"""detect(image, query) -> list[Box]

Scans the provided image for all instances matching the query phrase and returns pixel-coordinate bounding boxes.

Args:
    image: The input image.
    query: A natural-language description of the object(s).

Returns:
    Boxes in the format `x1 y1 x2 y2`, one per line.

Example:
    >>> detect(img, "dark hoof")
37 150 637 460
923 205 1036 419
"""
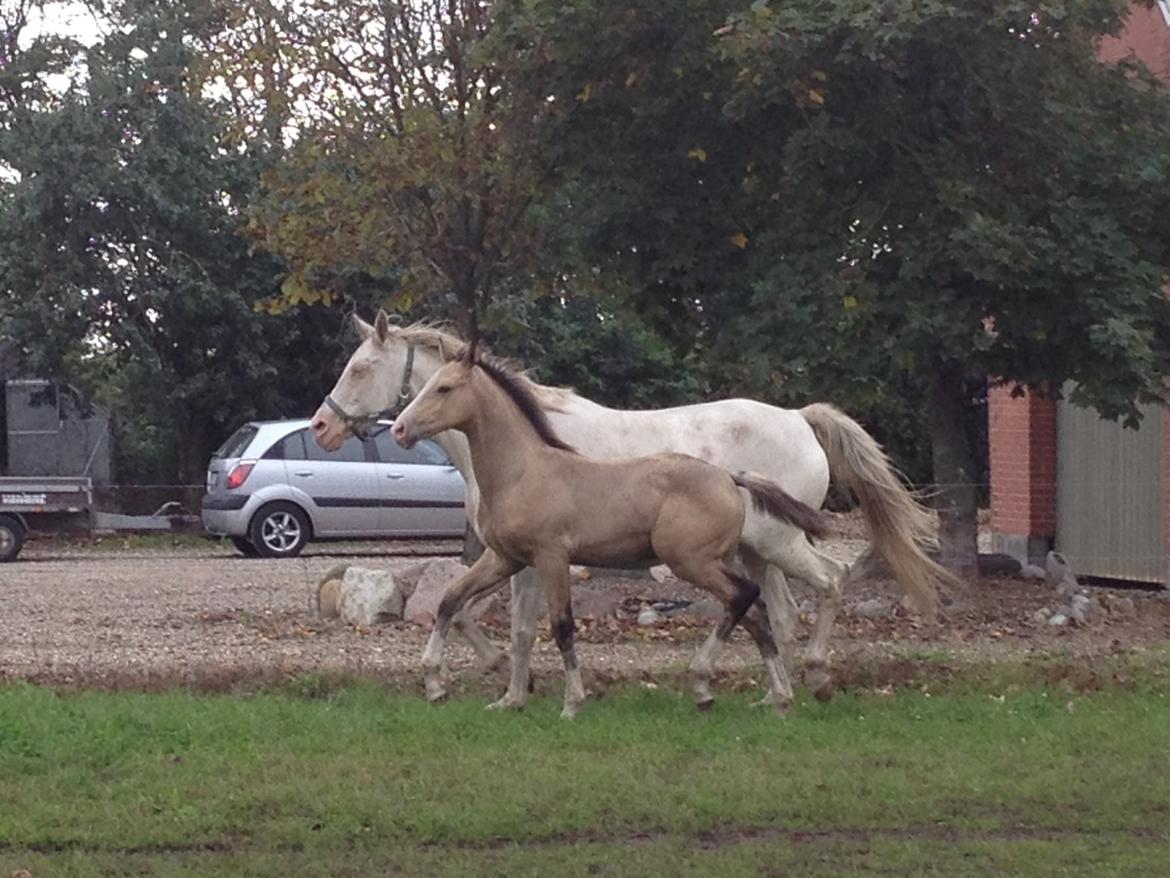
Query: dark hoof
695 697 716 712
813 683 835 703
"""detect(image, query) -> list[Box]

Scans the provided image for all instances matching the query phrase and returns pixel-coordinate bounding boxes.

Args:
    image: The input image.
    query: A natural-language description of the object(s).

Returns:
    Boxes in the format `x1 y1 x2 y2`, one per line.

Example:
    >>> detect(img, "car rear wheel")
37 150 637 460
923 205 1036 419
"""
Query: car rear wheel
230 536 261 557
0 515 25 563
249 502 310 558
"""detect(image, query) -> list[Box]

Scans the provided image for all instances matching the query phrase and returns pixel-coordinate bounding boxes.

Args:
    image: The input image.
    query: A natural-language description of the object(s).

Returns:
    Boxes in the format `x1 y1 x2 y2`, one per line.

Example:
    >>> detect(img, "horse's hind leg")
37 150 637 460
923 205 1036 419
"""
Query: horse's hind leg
767 538 850 701
487 567 543 712
422 549 522 703
534 554 586 719
743 549 800 707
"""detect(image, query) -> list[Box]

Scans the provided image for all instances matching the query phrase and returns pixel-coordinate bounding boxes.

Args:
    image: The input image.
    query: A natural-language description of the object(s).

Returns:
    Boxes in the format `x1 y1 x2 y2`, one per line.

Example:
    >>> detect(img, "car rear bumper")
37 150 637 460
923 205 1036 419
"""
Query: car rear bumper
201 494 251 536
202 493 250 511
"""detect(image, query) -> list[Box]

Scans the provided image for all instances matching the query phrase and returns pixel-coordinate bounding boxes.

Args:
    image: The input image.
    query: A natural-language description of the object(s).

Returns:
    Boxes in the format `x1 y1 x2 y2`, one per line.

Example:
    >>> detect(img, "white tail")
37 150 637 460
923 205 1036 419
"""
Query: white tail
800 403 956 619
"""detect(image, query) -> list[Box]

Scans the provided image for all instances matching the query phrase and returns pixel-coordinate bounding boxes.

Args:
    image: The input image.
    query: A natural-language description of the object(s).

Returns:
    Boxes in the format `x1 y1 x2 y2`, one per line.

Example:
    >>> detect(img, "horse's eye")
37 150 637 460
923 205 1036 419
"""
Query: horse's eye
436 385 452 395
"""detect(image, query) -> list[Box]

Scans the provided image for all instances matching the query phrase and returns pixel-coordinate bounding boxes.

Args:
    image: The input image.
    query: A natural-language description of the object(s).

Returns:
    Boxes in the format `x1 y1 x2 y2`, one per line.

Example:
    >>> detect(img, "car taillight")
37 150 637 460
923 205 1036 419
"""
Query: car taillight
225 461 255 490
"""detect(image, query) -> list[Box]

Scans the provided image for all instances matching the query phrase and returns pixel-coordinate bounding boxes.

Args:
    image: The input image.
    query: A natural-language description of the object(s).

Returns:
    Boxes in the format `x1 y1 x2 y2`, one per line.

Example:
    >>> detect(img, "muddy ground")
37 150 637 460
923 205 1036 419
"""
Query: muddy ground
2 515 1168 695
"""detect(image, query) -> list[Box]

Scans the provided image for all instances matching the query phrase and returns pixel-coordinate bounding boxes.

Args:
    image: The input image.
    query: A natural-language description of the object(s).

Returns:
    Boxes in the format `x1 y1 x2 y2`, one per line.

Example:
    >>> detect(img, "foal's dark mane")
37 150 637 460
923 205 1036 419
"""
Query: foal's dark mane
466 349 576 453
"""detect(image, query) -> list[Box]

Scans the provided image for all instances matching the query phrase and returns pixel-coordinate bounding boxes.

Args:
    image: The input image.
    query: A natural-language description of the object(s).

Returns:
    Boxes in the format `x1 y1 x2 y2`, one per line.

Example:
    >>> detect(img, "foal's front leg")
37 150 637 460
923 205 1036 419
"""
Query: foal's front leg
421 549 522 703
535 554 586 719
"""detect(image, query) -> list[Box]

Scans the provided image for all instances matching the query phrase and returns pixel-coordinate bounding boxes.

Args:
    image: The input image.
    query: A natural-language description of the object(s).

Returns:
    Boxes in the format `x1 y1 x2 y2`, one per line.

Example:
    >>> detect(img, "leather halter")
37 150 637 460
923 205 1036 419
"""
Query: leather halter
323 345 415 439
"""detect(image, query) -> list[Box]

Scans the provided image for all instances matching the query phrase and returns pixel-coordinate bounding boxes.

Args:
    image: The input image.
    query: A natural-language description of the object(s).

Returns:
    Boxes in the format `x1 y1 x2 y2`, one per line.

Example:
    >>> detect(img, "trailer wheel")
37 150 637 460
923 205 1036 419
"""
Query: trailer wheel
0 515 25 562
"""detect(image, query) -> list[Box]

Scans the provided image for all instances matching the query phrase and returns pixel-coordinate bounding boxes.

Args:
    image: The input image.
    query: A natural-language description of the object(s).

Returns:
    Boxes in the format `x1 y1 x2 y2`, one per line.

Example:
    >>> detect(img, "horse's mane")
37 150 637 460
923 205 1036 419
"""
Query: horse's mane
389 322 577 410
467 351 576 453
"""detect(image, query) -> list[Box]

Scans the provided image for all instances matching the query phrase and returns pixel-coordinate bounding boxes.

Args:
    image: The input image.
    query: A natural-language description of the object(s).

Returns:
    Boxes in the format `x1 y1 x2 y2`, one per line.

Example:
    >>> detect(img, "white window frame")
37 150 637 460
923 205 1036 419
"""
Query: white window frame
1158 0 1170 28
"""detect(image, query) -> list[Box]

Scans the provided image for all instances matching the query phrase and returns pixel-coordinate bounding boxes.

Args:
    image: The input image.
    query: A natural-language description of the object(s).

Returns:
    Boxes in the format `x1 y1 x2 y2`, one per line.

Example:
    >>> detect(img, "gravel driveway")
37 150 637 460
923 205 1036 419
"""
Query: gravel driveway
0 540 768 691
3 534 1167 694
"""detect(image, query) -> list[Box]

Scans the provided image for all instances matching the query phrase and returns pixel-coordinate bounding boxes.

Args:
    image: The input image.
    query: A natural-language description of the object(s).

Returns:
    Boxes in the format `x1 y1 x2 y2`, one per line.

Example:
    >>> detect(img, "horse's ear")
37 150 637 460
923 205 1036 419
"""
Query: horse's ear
374 309 391 343
353 314 374 341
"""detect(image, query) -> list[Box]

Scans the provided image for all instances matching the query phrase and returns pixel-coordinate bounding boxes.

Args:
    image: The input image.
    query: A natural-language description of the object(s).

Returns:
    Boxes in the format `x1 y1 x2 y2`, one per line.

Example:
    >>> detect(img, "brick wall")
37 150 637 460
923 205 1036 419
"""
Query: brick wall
988 386 1056 538
1099 2 1170 78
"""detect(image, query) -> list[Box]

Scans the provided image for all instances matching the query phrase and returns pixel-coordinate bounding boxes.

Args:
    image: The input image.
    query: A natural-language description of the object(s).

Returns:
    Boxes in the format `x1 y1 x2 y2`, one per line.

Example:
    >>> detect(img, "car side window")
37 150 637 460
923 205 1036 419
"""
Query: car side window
374 431 418 465
374 432 451 466
302 429 369 463
414 439 451 466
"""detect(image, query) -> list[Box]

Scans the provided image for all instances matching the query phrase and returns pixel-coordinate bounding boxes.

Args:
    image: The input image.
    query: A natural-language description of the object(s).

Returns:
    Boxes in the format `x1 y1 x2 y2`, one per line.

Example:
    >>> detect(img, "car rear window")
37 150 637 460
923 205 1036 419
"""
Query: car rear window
213 425 259 459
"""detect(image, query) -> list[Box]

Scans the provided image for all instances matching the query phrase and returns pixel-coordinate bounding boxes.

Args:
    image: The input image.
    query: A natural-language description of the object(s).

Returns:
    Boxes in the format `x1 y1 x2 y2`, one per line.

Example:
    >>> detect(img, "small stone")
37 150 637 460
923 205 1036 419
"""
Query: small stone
852 598 893 620
1101 594 1136 617
1047 612 1070 627
649 564 674 583
637 606 663 627
797 599 816 616
317 578 342 619
1019 564 1046 580
1031 607 1051 624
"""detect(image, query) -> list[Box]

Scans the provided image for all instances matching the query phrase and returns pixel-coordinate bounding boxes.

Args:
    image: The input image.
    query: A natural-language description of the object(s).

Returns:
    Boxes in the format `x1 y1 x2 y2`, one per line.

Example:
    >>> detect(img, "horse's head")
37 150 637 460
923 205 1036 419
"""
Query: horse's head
391 349 478 449
311 310 415 451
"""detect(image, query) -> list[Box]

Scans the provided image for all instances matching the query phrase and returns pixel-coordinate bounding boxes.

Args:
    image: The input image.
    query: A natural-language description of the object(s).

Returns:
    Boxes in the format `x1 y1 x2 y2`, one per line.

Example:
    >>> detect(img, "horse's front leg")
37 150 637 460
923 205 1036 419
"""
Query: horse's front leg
453 598 507 674
487 567 542 711
534 554 585 719
422 549 522 703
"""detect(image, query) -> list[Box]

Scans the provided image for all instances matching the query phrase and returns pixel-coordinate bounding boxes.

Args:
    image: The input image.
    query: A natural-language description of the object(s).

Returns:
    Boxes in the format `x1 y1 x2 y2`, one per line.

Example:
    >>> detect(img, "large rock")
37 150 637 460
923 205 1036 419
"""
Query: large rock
402 558 474 625
341 566 414 626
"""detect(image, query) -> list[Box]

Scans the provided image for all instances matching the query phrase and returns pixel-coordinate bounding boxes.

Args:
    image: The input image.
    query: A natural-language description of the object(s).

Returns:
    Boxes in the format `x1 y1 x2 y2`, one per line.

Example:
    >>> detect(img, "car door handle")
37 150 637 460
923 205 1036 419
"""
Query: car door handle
386 473 405 480
295 471 313 478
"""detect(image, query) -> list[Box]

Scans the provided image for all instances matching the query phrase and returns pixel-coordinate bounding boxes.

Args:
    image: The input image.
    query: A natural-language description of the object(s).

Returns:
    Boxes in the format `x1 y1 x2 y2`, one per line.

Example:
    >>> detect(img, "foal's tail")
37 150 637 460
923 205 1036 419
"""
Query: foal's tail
730 472 830 541
800 403 955 620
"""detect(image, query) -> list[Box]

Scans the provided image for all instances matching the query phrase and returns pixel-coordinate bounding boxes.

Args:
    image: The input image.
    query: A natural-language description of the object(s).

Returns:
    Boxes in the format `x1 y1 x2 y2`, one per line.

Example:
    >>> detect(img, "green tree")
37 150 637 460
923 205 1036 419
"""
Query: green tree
499 0 1170 572
0 0 359 482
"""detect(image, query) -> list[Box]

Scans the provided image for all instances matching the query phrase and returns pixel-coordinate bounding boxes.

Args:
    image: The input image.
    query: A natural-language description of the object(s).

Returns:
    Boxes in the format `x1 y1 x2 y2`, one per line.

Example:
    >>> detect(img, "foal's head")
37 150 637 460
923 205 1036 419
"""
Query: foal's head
392 347 575 452
311 309 415 451
390 355 478 449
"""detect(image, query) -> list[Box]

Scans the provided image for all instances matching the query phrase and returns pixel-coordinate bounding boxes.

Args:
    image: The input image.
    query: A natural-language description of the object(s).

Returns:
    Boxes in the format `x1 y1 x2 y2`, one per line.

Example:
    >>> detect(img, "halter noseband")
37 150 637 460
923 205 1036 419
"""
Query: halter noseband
323 345 415 440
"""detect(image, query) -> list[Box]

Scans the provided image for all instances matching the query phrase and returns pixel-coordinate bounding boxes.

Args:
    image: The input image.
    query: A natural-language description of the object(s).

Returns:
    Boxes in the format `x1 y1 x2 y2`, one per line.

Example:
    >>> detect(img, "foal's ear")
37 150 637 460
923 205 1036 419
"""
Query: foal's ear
353 314 375 341
374 309 391 343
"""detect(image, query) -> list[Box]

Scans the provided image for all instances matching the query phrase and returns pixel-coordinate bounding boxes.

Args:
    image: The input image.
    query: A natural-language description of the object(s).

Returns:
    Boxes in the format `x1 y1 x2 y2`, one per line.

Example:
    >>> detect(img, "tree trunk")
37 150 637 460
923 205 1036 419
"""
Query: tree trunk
928 362 979 576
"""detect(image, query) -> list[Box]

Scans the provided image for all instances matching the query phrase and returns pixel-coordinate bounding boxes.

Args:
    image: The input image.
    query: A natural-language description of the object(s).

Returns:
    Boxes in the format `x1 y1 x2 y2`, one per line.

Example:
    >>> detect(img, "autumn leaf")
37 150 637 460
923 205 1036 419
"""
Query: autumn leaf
808 88 825 105
687 147 708 162
729 231 749 249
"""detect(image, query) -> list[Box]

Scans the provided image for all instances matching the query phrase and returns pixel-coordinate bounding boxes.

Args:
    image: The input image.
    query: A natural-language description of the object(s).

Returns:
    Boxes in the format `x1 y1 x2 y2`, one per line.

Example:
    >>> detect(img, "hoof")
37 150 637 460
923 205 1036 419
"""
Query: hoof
752 694 793 714
804 663 832 697
425 682 449 704
486 694 526 711
695 696 716 712
560 705 580 720
813 682 835 703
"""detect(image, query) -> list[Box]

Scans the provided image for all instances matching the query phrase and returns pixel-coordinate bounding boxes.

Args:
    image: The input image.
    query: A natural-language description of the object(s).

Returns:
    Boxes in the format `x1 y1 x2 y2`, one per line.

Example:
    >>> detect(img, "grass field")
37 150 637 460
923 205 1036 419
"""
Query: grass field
2 670 1169 877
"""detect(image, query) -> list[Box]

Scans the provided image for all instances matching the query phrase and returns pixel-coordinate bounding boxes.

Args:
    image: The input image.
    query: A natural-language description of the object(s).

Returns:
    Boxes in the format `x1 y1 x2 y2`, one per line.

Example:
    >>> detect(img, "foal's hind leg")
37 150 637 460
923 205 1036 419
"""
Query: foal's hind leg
421 549 522 703
675 562 772 711
534 554 586 719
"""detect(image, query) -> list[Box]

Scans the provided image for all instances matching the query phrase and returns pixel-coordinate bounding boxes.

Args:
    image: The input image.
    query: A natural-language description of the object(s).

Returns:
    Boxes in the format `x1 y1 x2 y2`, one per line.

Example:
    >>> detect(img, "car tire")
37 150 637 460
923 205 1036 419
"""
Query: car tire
0 515 25 563
230 536 261 557
248 502 310 558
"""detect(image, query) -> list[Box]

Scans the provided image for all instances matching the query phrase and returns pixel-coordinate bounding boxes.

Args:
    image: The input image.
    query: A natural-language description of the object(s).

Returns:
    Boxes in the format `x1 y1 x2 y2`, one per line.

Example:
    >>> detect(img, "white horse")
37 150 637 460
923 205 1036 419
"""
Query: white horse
311 312 951 709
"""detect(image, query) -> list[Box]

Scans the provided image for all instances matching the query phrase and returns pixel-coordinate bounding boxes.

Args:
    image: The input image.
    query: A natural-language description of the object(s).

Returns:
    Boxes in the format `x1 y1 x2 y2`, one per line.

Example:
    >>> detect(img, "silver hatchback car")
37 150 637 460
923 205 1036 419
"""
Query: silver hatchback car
201 419 467 557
